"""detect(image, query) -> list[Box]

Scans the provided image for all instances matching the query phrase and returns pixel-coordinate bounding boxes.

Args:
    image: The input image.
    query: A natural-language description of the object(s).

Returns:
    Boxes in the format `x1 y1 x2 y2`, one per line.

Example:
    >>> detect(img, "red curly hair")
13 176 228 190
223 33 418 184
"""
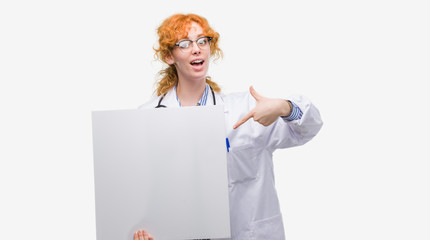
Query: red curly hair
153 13 223 96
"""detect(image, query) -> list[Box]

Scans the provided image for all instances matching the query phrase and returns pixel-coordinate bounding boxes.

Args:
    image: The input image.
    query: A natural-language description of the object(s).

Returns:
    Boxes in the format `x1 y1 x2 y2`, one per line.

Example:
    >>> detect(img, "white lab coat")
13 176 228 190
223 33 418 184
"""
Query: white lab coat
139 88 323 240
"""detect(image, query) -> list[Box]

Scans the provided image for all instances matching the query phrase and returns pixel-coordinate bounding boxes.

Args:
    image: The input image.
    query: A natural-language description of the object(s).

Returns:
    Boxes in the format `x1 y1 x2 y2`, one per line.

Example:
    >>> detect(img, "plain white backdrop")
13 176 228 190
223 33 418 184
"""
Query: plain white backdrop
1 0 429 239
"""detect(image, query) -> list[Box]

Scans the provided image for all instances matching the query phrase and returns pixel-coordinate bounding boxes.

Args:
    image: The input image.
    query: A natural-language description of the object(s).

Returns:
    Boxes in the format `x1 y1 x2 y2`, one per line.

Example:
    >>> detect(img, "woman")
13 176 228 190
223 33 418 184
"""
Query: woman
136 13 323 240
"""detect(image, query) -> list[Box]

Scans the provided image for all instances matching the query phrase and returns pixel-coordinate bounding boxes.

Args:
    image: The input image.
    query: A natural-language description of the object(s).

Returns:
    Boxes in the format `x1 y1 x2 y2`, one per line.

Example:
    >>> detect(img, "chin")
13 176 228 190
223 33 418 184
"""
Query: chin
190 72 208 81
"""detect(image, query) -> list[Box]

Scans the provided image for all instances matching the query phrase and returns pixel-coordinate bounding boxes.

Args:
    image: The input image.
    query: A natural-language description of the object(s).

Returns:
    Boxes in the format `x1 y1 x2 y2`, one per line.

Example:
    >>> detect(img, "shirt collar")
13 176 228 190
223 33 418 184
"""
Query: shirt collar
174 83 210 107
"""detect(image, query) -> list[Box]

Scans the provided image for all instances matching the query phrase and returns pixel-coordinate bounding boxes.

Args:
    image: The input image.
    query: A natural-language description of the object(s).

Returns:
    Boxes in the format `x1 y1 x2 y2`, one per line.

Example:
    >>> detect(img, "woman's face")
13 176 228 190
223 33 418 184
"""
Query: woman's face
167 22 210 83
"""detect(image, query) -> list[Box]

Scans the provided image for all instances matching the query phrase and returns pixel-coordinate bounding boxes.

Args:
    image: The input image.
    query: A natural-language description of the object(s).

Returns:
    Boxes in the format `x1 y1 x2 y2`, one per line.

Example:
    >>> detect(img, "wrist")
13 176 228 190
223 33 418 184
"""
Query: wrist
280 99 292 117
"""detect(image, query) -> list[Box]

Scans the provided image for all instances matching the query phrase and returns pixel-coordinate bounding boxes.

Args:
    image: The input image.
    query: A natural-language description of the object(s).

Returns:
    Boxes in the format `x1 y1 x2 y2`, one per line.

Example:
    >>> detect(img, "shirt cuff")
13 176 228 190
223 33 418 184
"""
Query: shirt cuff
281 101 303 121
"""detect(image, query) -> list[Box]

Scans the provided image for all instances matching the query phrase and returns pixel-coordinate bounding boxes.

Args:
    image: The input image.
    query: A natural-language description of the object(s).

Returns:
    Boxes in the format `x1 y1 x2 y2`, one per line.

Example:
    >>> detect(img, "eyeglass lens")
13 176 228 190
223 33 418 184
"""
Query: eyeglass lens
177 37 211 52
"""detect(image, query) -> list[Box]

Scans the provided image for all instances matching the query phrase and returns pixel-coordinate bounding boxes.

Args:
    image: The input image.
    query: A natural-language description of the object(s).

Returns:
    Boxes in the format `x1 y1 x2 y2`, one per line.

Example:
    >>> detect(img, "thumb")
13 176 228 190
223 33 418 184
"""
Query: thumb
249 86 263 101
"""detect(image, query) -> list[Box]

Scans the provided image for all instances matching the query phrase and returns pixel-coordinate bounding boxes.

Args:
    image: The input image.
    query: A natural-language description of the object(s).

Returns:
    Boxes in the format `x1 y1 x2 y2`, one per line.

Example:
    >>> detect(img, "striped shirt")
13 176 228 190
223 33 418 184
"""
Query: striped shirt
282 101 303 121
174 84 210 107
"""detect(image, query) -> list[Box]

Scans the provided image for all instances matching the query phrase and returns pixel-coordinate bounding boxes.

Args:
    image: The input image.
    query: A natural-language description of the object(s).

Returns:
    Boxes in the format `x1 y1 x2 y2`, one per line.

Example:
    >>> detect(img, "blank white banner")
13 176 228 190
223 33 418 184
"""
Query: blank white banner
92 105 230 240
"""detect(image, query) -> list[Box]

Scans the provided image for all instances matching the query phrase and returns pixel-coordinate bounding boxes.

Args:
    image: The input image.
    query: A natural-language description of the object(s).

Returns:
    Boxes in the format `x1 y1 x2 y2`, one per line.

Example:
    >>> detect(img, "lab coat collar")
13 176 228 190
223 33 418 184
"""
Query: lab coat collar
160 87 228 113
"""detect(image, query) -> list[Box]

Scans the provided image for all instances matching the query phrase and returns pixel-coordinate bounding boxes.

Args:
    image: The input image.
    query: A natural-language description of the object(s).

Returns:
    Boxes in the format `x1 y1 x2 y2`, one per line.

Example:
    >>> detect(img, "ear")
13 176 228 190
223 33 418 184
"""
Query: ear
165 53 174 65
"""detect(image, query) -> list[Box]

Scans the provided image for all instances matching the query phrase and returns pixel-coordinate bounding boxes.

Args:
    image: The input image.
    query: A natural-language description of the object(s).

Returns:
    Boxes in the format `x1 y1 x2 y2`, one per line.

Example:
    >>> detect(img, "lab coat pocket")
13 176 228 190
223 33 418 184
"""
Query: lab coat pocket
250 214 285 240
227 145 260 185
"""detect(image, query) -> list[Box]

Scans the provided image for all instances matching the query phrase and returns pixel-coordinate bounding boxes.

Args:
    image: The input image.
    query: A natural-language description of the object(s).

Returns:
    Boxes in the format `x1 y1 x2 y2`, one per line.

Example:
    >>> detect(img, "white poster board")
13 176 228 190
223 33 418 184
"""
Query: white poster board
92 105 231 240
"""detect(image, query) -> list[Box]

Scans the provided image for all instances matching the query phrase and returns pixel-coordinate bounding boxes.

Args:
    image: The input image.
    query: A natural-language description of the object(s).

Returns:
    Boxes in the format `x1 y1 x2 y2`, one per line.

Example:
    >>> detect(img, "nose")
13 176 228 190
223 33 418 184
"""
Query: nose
191 41 201 55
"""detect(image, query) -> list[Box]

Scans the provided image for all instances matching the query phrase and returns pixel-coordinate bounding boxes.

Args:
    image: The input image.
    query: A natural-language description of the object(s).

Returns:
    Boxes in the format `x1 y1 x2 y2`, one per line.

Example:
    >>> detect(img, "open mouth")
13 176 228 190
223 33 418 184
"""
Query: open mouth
190 59 204 66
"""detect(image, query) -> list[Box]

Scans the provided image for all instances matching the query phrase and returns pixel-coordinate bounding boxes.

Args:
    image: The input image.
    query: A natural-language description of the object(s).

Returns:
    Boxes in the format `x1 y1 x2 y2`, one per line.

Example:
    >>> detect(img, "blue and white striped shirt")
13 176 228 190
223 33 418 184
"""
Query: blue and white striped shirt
174 84 210 107
282 101 303 121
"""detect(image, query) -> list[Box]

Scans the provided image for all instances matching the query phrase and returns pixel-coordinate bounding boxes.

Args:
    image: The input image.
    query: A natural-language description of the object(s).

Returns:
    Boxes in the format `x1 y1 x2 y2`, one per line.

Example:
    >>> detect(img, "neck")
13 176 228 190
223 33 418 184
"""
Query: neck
176 79 206 106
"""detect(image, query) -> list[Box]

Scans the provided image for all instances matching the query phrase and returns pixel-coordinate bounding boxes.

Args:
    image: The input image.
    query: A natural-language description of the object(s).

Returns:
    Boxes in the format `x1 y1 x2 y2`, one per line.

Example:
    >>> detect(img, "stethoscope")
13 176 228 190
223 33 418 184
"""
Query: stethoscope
155 86 217 108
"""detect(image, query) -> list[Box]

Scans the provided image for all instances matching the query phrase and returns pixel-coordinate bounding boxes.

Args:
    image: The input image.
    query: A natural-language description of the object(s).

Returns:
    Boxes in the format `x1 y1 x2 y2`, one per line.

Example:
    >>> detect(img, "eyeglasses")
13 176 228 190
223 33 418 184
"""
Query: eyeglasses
174 36 212 53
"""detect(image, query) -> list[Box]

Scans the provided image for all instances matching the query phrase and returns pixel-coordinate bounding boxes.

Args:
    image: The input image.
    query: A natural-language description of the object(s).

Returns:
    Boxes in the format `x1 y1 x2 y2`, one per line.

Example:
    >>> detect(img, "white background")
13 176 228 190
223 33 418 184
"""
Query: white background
1 0 429 239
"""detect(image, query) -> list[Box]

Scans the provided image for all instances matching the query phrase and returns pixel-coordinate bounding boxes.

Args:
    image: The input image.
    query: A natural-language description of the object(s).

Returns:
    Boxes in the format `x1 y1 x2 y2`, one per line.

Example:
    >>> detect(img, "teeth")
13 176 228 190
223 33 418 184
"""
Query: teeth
191 60 203 64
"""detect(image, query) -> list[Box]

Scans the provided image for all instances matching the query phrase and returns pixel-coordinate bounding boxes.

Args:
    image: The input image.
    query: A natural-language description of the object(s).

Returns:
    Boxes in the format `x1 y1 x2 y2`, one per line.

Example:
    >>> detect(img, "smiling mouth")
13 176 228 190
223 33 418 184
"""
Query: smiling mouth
190 60 204 66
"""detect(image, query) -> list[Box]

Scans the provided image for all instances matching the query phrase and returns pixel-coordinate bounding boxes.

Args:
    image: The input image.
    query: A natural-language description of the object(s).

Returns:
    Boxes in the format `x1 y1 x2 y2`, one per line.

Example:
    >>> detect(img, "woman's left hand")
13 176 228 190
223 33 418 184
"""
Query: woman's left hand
233 86 291 129
134 229 154 240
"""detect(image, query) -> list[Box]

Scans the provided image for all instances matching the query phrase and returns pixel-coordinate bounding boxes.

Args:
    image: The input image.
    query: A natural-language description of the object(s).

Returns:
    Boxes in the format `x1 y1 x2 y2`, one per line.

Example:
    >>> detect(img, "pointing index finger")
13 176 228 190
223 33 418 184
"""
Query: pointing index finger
233 111 253 129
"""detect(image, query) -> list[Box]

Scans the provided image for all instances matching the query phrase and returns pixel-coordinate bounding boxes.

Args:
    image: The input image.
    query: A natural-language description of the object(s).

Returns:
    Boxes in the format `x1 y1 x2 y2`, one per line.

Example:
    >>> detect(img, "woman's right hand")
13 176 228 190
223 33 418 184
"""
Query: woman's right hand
133 229 154 240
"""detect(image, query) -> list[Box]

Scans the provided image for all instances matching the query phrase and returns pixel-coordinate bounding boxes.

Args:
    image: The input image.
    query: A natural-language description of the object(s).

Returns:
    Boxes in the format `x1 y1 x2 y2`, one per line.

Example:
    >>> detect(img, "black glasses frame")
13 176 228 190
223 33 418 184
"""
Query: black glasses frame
174 36 213 50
